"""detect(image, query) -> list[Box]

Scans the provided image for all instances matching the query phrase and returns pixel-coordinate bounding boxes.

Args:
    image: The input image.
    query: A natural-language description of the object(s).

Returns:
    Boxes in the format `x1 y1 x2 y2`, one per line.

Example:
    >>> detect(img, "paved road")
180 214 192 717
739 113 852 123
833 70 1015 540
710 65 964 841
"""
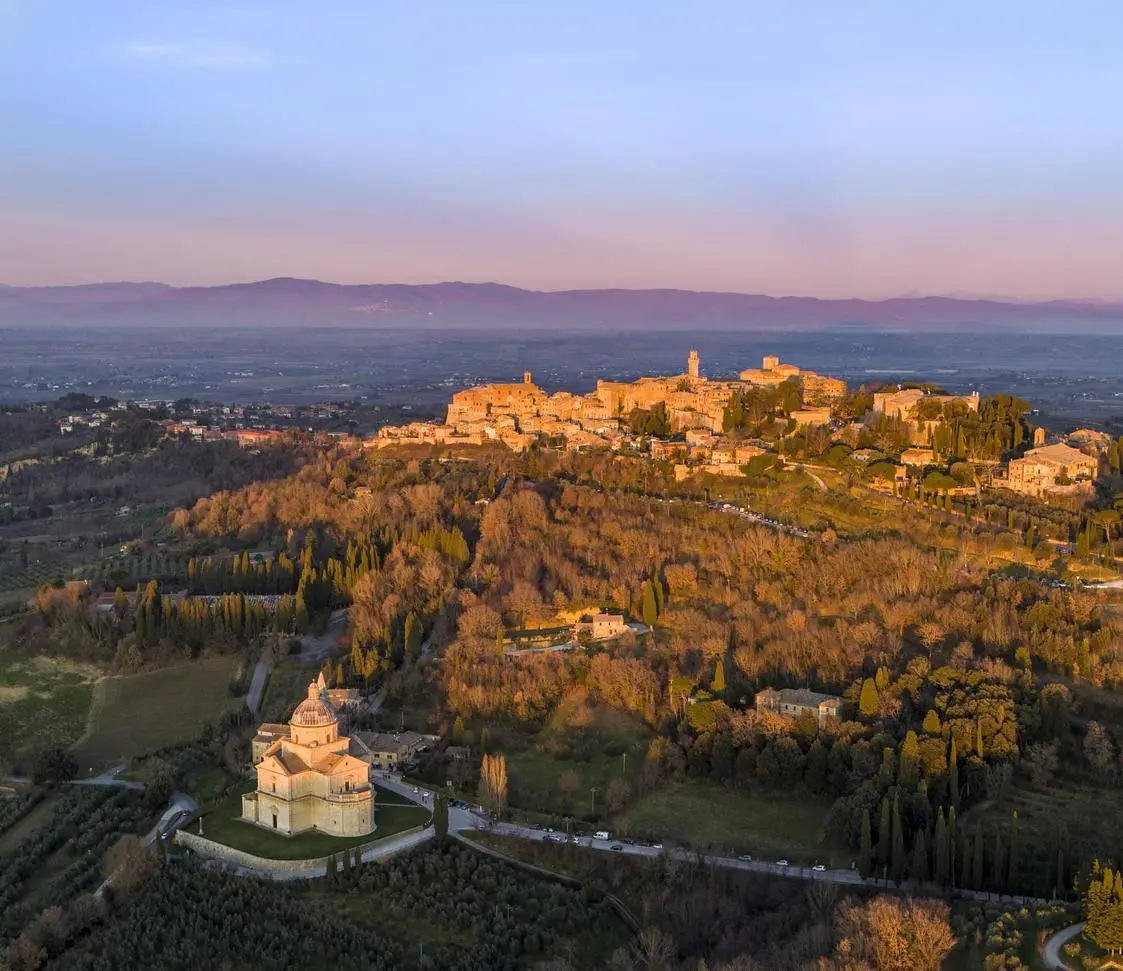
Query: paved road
296 608 350 661
245 652 271 714
146 791 199 845
790 464 829 492
1041 922 1083 971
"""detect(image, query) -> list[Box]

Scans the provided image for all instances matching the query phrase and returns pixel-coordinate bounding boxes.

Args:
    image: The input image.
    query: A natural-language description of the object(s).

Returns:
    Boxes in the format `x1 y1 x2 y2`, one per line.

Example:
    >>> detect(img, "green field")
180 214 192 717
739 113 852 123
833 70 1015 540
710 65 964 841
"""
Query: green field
502 693 652 817
0 652 98 764
615 782 843 865
71 656 242 772
199 782 431 860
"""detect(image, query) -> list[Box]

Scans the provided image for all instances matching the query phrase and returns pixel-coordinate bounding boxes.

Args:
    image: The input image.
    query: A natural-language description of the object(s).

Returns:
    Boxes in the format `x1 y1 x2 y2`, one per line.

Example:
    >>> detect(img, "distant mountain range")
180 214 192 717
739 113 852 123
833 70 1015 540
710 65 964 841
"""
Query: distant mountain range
2 277 1122 332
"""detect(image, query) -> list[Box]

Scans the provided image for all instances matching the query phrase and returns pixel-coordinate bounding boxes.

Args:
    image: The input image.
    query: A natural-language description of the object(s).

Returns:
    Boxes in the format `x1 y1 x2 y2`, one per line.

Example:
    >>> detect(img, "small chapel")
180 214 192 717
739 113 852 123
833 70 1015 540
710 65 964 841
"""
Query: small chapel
241 677 375 838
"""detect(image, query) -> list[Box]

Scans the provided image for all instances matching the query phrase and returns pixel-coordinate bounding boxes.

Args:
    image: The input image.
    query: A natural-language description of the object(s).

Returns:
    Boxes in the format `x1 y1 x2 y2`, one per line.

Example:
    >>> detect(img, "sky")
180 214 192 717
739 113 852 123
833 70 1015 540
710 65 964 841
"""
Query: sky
2 1 1122 299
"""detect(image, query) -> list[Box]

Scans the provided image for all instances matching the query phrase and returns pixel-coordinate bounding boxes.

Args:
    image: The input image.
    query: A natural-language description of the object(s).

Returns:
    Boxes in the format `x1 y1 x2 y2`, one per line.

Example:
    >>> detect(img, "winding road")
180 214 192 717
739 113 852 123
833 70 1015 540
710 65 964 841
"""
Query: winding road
1041 922 1083 971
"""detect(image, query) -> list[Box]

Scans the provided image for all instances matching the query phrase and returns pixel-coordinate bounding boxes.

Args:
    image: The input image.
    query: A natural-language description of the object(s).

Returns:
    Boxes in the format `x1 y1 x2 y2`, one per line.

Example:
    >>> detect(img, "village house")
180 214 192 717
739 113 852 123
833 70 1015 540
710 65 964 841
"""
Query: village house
354 730 436 773
872 388 981 421
790 406 833 428
755 688 843 727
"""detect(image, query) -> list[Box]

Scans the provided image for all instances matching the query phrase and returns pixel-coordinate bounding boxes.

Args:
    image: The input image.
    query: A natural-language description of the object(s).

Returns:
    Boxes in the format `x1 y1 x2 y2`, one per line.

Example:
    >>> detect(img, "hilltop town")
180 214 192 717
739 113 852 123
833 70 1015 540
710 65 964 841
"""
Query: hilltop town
375 350 1111 500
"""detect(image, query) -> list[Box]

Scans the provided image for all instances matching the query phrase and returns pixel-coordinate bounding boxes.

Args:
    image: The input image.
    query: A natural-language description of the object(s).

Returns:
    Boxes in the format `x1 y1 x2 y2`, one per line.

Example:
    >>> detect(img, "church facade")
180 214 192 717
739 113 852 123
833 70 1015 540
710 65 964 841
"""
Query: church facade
241 679 375 838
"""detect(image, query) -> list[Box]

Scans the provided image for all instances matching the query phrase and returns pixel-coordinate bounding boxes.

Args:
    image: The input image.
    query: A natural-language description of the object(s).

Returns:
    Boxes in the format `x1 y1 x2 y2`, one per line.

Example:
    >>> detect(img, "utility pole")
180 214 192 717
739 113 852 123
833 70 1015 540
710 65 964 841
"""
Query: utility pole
590 787 599 817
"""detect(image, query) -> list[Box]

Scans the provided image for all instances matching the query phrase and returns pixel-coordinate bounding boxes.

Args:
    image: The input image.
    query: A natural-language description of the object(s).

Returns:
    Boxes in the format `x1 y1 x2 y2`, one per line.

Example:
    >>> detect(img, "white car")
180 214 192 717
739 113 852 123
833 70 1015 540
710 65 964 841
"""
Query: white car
812 864 826 872
776 859 790 867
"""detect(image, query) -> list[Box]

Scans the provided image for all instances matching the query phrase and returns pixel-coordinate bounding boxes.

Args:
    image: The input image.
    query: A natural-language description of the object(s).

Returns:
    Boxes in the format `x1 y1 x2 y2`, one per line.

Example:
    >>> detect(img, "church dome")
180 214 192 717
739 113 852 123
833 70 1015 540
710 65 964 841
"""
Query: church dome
290 681 338 728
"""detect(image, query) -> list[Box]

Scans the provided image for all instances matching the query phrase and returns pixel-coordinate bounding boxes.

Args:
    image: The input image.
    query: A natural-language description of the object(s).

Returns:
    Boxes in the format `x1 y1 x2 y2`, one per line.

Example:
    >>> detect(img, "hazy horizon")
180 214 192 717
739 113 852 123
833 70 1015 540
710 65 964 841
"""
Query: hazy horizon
3 1 1123 300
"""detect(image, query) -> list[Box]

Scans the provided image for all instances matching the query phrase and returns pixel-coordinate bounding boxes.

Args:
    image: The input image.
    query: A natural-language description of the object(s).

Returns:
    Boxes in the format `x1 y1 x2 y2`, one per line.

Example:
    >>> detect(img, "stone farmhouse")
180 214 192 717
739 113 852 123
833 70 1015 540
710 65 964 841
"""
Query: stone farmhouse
242 679 375 838
755 687 843 727
1004 442 1099 497
573 612 629 640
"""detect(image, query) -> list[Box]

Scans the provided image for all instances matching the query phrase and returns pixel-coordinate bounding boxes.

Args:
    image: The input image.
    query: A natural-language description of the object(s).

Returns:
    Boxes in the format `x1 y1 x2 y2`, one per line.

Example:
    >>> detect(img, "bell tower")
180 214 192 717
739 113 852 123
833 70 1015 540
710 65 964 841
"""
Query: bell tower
687 349 699 379
523 370 532 385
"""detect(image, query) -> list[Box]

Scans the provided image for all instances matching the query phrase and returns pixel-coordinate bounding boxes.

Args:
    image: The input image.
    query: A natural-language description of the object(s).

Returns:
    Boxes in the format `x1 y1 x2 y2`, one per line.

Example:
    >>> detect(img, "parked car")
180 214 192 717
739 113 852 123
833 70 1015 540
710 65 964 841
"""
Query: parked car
593 830 611 841
776 859 790 867
652 842 663 850
812 864 826 872
610 844 624 851
738 854 752 862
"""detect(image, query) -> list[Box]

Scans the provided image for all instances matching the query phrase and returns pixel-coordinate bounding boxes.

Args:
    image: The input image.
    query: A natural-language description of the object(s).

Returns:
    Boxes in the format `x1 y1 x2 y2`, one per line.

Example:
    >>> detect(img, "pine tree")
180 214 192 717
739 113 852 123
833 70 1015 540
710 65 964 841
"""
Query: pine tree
859 678 880 718
858 808 872 879
911 829 929 883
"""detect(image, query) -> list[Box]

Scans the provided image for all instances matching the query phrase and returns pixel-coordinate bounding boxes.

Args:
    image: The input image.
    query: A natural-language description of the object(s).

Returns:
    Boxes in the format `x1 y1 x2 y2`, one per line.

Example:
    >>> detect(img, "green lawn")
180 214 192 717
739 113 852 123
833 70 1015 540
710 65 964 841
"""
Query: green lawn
615 781 844 865
71 656 242 772
199 782 431 860
0 653 98 764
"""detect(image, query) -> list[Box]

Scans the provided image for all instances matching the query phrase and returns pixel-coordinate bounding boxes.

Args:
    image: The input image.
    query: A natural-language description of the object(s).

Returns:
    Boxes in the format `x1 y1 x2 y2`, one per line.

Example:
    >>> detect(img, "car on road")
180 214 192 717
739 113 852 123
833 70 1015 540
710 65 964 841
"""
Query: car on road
610 844 624 851
776 859 790 867
652 843 663 850
738 854 752 862
812 864 826 872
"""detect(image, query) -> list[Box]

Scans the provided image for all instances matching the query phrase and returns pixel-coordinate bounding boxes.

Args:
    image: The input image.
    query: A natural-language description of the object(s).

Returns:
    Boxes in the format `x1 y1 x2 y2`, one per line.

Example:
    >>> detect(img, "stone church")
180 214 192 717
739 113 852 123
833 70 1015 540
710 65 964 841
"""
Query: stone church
241 679 375 838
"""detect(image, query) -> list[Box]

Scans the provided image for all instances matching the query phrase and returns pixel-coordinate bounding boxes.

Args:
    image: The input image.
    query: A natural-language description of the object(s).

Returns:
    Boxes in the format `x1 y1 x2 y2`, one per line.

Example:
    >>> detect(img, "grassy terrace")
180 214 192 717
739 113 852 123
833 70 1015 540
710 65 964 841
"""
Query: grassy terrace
199 782 431 860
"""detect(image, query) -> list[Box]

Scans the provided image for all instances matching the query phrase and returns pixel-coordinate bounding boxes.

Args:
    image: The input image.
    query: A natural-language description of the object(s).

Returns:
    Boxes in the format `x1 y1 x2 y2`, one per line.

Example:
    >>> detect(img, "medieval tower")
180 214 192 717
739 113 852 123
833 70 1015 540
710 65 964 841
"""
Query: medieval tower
687 349 700 379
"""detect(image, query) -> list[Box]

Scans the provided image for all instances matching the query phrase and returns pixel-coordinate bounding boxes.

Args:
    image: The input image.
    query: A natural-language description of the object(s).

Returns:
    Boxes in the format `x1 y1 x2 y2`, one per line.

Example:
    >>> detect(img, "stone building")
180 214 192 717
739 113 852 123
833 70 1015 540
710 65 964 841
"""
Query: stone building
872 388 980 421
1005 443 1098 497
755 688 843 727
738 356 847 404
241 680 375 838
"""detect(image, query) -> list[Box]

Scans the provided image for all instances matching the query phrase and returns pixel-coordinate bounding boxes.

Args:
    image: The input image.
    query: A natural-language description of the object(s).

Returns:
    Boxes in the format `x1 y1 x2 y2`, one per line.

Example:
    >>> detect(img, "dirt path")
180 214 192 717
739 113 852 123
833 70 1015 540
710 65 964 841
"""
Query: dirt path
69 676 109 754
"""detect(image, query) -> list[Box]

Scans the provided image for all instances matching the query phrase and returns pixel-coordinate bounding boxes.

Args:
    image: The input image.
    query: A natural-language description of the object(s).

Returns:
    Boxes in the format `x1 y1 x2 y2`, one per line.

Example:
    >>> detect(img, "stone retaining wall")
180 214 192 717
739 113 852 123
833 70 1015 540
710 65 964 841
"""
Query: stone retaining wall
175 824 432 877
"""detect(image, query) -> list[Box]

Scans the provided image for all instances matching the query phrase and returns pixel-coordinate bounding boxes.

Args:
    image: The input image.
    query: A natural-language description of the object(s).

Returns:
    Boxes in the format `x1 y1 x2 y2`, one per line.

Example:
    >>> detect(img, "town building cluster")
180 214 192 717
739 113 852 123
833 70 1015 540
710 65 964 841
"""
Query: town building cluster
374 352 846 455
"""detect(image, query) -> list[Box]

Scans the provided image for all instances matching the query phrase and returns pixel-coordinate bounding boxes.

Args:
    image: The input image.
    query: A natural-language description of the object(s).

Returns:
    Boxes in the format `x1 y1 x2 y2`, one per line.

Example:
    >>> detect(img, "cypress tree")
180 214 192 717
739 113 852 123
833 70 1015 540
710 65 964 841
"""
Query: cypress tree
858 808 872 879
1007 811 1019 893
712 658 726 694
859 678 880 718
972 821 984 890
641 582 658 628
949 739 960 812
877 796 891 874
960 836 972 890
890 797 905 885
935 809 949 887
911 830 929 883
652 576 664 614
496 627 505 657
991 829 1005 893
948 806 958 888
